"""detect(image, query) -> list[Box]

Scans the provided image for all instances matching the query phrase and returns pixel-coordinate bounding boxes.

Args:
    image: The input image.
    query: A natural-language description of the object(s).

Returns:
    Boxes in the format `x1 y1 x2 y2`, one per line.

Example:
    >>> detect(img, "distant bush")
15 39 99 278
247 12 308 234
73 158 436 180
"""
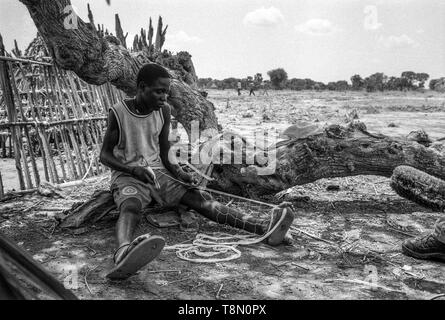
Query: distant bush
429 78 445 92
267 68 288 89
200 70 440 92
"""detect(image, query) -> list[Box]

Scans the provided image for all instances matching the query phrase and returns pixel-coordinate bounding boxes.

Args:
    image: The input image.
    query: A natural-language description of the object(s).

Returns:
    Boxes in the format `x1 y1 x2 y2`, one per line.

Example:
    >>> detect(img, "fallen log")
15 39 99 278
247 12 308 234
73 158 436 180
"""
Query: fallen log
209 123 445 197
390 166 445 212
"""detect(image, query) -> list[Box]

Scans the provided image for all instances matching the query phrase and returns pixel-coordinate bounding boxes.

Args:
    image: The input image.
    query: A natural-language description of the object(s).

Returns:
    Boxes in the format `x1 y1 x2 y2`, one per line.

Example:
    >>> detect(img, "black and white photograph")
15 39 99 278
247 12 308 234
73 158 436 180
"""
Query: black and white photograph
0 0 444 304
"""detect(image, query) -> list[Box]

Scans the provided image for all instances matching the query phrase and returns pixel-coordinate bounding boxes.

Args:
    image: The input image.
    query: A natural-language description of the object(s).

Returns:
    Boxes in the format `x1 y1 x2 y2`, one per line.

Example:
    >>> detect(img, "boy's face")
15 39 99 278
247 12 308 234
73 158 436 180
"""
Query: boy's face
139 77 171 111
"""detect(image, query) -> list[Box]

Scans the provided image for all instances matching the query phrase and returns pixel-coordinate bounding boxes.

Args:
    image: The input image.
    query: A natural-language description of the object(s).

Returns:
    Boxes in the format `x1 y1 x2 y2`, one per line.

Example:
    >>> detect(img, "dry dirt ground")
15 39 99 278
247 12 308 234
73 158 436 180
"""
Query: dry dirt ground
0 89 444 300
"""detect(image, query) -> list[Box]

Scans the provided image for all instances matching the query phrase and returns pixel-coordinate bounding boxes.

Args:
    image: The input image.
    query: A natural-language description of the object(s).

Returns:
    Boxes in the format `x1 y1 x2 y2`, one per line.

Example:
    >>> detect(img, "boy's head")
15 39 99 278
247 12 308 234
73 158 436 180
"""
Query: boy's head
136 63 171 111
137 63 170 87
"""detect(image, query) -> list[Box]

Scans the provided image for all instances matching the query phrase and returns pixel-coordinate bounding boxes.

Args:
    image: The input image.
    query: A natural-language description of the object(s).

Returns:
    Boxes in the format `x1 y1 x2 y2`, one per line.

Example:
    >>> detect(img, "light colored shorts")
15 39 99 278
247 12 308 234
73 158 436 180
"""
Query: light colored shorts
110 169 189 210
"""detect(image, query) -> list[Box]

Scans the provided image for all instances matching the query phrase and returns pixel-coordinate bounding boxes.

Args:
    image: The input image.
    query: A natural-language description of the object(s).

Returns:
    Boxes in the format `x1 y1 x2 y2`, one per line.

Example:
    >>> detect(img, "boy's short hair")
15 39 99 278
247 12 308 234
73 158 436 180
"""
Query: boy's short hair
137 63 170 87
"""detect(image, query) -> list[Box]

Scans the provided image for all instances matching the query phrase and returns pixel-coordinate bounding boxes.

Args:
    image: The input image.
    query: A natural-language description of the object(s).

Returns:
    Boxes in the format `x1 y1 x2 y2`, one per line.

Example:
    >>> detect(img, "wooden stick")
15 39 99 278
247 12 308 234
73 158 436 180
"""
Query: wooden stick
3 120 117 129
86 83 100 115
0 55 52 66
66 72 92 177
96 85 107 111
290 226 339 247
82 83 105 172
89 86 108 157
325 278 405 294
86 127 100 176
0 171 4 199
60 125 78 179
8 131 12 158
199 186 277 208
5 62 34 189
61 71 90 177
90 122 104 174
146 270 181 274
100 84 112 111
45 68 77 179
67 125 87 177
22 74 51 183
0 42 25 190
162 277 191 286
18 128 33 189
47 67 77 179
215 283 224 299
52 67 86 177
23 199 44 213
37 123 57 183
51 130 67 181
91 85 103 115
66 72 93 175
41 66 67 182
0 134 7 158
6 63 27 120
32 81 58 183
64 71 82 118
22 94 41 187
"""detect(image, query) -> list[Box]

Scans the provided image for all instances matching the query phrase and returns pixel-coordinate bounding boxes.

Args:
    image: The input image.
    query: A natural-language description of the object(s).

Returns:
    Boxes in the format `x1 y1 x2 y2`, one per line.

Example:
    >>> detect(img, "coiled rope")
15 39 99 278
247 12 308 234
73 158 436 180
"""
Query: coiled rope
156 170 287 263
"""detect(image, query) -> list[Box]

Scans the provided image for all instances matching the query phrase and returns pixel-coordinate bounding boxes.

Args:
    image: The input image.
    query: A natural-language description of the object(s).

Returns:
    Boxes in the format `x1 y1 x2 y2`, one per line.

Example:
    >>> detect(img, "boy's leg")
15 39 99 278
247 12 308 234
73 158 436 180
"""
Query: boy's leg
108 197 165 279
179 189 294 245
107 177 165 279
114 198 143 262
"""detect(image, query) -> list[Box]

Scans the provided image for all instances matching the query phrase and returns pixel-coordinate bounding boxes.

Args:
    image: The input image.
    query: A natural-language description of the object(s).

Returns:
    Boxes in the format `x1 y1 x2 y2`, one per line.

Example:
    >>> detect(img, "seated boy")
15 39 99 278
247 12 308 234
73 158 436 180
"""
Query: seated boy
100 63 295 279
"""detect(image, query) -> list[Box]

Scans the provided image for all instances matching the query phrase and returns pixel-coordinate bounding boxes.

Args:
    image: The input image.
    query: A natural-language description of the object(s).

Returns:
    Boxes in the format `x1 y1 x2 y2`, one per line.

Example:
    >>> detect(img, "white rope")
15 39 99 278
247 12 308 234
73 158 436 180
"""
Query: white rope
164 208 287 263
156 166 289 263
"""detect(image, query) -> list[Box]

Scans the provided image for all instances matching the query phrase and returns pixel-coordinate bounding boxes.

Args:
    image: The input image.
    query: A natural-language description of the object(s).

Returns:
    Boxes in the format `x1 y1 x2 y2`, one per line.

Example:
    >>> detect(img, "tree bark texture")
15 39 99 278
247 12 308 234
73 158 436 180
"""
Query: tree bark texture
19 0 218 135
208 124 445 196
391 166 445 212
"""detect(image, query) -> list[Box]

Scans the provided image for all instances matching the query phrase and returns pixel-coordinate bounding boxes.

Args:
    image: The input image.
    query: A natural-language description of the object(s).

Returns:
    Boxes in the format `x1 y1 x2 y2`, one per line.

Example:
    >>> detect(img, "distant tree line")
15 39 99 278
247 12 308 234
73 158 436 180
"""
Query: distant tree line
198 68 445 92
197 73 270 91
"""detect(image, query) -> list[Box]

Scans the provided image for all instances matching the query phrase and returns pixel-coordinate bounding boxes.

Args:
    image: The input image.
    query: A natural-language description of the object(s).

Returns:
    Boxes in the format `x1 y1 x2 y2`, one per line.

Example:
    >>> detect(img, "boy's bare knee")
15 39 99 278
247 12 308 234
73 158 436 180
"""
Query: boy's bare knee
120 198 142 214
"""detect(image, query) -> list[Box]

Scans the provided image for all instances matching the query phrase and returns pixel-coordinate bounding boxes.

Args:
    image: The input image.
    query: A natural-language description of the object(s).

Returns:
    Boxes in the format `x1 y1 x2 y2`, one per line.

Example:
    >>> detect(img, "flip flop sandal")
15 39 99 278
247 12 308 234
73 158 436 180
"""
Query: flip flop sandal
146 211 180 228
106 235 165 280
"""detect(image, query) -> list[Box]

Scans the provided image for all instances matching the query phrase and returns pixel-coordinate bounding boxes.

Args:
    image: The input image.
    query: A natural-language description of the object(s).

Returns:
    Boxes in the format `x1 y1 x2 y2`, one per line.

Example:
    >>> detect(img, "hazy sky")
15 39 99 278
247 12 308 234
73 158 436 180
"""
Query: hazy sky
1 0 444 83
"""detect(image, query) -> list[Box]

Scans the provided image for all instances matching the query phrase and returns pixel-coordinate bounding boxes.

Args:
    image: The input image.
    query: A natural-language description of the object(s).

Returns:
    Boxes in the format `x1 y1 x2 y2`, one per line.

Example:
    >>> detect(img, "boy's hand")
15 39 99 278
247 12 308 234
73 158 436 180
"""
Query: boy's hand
177 171 197 185
131 166 161 189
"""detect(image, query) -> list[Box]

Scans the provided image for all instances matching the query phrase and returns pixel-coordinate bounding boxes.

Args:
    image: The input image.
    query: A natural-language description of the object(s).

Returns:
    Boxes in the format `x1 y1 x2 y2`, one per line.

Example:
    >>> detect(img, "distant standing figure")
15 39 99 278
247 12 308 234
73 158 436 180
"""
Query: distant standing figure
237 81 242 96
249 82 255 96
261 82 269 96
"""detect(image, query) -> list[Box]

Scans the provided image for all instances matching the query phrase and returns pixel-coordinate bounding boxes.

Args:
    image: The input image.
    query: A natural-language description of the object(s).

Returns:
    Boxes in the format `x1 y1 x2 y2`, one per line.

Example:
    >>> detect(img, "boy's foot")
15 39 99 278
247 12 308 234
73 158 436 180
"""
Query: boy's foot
106 234 165 280
266 206 295 246
402 234 445 262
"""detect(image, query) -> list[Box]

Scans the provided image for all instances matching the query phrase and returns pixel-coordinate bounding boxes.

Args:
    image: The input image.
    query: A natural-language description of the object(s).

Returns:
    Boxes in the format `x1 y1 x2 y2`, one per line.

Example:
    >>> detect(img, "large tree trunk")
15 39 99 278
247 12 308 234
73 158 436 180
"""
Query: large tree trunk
19 0 218 136
207 123 445 196
18 0 445 202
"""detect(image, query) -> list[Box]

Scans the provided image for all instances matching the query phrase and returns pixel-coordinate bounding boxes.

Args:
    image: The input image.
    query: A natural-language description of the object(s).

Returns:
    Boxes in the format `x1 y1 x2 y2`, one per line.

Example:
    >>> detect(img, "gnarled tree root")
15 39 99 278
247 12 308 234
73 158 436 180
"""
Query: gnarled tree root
390 165 445 211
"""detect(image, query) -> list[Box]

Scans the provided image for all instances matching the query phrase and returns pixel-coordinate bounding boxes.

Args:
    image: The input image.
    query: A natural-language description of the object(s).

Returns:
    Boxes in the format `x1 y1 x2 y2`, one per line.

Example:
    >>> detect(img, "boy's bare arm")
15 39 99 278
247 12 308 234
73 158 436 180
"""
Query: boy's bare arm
159 104 194 183
100 111 158 186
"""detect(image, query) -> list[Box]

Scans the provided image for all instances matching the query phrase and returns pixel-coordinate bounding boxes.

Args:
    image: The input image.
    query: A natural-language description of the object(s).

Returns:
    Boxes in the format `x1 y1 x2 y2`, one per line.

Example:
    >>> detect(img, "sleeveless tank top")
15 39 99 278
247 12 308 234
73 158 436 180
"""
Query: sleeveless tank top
110 100 165 183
